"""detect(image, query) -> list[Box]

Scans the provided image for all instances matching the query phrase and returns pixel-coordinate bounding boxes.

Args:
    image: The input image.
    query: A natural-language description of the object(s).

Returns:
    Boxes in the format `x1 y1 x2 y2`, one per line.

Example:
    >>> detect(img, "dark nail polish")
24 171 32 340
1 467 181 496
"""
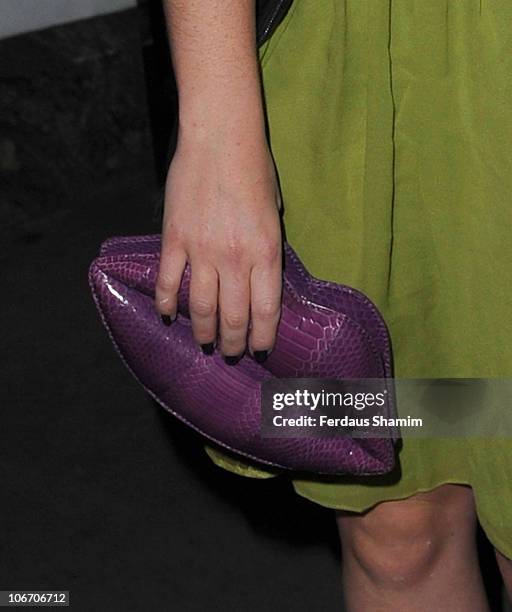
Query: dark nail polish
253 350 268 363
201 342 215 355
161 314 173 326
224 354 242 366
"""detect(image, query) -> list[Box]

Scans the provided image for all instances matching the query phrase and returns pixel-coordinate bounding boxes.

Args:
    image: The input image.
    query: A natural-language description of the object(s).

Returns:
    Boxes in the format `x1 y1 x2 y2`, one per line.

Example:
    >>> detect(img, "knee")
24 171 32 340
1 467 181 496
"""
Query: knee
337 500 449 588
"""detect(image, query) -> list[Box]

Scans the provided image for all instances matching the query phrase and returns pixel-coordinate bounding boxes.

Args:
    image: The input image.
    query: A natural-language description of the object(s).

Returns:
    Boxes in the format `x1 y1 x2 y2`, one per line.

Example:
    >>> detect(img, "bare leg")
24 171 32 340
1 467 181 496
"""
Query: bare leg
336 484 489 612
495 549 512 604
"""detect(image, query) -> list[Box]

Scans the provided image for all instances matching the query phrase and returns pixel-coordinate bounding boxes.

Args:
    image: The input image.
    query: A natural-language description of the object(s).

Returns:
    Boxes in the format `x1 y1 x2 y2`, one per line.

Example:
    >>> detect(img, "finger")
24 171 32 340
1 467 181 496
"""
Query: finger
155 244 187 324
188 263 219 353
218 263 251 362
248 256 282 362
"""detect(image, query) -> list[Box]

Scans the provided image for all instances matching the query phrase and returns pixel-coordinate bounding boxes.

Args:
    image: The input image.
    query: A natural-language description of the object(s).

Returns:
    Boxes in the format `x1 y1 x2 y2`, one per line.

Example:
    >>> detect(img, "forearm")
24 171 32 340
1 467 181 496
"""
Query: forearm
163 0 266 144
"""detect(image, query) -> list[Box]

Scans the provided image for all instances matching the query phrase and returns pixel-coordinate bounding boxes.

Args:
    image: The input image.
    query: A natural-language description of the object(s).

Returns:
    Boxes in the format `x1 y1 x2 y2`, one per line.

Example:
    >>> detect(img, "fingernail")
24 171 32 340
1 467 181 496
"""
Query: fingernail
200 342 215 355
253 350 268 363
224 354 242 366
161 314 173 326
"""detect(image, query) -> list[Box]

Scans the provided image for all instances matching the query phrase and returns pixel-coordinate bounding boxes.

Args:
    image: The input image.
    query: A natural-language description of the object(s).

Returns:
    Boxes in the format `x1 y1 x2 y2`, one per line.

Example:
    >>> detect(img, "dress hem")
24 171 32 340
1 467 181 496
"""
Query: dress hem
292 480 512 561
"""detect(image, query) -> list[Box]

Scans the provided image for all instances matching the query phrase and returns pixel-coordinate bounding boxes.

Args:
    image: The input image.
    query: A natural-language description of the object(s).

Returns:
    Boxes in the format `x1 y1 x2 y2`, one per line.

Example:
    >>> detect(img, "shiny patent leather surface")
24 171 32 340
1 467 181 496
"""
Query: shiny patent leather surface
89 235 398 475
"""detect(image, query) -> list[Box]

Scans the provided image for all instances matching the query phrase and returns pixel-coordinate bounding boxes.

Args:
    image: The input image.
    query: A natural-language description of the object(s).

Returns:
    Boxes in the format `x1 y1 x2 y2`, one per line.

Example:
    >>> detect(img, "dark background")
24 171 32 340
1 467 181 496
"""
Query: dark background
0 2 508 610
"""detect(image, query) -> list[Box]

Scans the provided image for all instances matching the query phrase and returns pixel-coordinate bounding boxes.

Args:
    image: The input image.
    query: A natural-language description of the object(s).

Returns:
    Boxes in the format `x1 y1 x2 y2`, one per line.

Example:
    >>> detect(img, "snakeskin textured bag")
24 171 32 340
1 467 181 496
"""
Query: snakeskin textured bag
89 235 399 476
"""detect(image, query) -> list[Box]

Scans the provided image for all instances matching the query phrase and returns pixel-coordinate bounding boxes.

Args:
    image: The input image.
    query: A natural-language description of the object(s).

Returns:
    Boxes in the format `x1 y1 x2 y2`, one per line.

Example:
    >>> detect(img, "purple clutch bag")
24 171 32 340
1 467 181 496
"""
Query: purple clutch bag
89 235 398 476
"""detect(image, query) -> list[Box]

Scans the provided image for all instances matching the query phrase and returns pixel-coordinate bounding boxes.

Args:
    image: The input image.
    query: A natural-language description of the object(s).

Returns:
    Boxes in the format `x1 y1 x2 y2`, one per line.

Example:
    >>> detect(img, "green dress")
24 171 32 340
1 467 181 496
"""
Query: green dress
205 0 512 559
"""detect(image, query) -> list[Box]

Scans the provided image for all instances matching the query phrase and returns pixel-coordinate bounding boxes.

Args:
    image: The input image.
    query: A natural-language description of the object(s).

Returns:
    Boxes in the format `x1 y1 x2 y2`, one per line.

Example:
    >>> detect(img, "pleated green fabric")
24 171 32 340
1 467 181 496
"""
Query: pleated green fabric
204 0 512 558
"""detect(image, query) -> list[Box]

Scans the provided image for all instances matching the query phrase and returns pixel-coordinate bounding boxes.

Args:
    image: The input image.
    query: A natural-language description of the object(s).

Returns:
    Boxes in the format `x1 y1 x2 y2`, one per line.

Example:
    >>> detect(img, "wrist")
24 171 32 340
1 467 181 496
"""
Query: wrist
176 61 267 141
177 98 268 148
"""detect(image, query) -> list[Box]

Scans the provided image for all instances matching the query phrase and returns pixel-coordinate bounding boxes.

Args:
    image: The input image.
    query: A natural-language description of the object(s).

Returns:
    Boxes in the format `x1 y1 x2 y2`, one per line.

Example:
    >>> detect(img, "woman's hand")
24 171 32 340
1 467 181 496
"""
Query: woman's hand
155 128 283 363
158 0 281 362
